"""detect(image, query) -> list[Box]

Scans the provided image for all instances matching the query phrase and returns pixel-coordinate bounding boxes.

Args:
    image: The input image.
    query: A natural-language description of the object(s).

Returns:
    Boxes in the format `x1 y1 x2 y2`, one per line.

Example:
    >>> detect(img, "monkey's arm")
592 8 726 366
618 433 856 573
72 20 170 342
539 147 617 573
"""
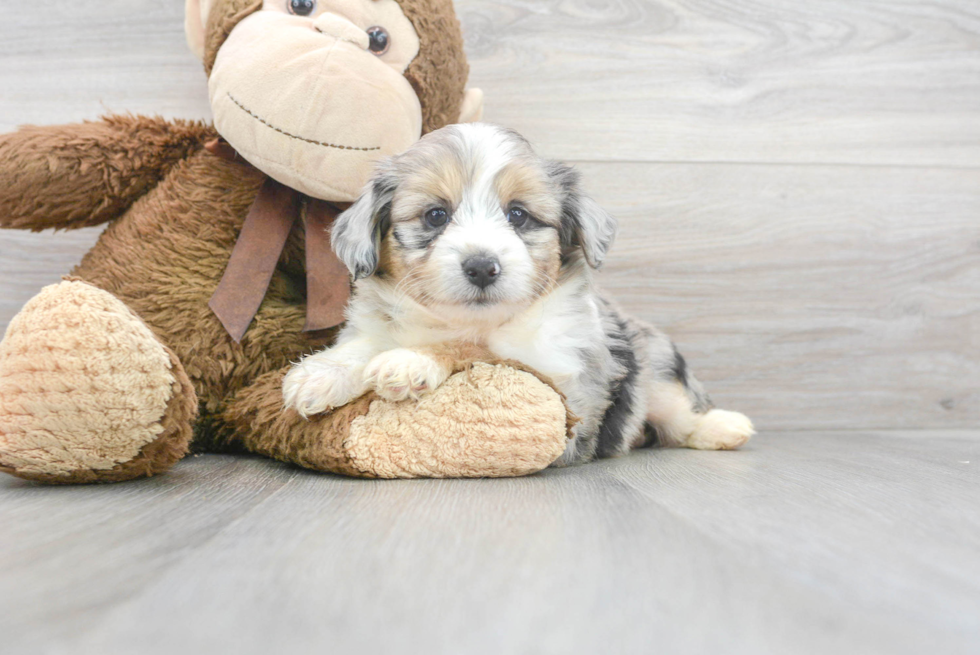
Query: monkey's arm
0 115 211 231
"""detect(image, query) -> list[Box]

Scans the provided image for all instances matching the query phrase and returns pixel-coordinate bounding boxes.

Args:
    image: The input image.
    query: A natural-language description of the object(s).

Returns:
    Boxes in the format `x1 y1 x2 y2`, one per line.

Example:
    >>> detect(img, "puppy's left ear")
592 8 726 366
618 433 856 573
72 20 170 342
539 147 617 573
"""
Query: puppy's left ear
548 162 617 269
331 168 396 280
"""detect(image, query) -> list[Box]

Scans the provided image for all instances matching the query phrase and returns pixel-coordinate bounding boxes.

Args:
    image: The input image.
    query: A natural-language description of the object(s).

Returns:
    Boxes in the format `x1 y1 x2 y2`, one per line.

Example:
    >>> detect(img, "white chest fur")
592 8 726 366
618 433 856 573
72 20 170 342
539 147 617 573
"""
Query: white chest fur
346 276 608 428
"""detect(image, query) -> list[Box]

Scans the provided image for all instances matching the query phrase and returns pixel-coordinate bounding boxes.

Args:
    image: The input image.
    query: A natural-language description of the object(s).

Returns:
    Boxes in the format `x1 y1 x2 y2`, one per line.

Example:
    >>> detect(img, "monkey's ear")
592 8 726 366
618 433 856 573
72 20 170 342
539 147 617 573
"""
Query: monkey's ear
548 162 618 269
458 88 485 123
331 171 396 280
185 0 208 61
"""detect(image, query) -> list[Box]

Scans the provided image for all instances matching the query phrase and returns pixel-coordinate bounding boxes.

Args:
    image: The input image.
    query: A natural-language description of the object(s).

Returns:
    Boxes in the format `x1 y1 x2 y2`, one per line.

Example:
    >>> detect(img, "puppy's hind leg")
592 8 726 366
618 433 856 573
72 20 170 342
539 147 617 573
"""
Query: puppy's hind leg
644 344 754 451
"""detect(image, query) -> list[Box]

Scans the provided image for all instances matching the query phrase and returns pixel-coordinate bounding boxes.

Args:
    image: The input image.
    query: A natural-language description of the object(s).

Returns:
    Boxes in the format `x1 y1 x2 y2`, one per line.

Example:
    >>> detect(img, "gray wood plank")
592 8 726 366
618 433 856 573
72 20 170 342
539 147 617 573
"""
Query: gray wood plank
2 1 978 166
0 456 300 649
583 162 980 431
0 229 104 333
458 0 980 166
1 431 978 654
0 0 211 133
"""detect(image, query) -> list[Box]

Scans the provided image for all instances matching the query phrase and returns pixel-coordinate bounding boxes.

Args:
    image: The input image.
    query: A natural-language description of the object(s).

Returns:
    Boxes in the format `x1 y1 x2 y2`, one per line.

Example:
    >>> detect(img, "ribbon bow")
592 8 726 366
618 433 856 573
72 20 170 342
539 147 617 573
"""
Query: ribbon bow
205 140 351 342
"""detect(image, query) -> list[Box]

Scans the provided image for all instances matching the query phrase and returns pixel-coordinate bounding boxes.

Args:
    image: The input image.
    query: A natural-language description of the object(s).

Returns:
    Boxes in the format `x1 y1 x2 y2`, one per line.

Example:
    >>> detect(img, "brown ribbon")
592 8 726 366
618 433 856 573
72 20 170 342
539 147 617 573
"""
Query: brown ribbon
303 199 351 331
208 169 351 343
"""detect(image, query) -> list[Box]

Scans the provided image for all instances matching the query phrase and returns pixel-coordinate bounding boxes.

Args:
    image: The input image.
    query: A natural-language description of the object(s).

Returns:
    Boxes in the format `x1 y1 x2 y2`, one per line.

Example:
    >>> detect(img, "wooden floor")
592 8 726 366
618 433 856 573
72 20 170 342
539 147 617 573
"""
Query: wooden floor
2 431 978 654
1 0 979 652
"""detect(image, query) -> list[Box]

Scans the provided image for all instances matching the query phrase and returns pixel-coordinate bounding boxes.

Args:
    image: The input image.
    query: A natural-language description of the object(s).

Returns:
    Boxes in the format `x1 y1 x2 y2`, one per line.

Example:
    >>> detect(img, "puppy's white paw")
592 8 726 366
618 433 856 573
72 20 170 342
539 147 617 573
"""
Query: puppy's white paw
282 357 363 418
363 349 448 402
687 409 755 450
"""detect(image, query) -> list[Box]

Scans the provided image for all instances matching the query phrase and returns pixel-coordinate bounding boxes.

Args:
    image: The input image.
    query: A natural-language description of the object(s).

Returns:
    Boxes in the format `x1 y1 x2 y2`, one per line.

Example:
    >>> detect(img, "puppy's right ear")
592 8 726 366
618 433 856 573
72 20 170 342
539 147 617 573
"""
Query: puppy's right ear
331 169 396 280
547 161 617 269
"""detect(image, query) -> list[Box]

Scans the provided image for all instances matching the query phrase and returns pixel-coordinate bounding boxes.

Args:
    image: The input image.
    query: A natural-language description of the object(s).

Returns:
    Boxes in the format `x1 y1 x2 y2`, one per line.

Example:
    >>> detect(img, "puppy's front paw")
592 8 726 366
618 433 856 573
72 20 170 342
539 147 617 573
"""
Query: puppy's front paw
363 349 449 402
283 357 363 418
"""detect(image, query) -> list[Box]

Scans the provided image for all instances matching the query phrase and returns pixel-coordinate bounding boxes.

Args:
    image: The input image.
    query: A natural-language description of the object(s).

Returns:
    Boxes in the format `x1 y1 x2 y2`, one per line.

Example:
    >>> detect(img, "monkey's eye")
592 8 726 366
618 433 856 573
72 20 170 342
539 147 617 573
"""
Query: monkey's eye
507 207 529 228
423 207 449 229
288 0 316 16
367 26 390 55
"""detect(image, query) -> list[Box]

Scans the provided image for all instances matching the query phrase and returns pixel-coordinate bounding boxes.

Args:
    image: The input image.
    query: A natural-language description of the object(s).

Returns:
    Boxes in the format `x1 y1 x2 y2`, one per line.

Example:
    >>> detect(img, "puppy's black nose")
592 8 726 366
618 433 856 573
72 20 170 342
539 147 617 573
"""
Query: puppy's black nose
462 256 501 289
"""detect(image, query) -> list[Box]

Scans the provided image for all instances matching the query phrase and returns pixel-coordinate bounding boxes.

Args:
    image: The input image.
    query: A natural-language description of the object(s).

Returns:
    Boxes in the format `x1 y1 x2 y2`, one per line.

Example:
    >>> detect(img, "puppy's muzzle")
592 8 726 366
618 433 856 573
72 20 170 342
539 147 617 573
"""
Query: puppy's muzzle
462 255 501 289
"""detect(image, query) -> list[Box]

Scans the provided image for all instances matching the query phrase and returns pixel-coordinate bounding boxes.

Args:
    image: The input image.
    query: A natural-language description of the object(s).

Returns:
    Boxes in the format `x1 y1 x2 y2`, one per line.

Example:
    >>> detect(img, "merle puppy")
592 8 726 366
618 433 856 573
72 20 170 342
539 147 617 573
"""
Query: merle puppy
283 124 753 465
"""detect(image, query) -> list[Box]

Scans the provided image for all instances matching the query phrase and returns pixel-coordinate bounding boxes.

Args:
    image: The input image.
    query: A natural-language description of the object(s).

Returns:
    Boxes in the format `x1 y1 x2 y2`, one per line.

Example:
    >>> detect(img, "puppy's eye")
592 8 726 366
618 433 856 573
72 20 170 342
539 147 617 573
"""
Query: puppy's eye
423 207 449 228
367 26 390 55
288 0 316 16
507 207 529 228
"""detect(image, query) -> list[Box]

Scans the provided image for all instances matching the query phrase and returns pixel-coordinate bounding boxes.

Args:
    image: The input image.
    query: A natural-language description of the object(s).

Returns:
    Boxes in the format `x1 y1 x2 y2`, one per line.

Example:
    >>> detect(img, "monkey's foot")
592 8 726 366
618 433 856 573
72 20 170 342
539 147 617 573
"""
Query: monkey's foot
226 361 574 479
0 280 197 483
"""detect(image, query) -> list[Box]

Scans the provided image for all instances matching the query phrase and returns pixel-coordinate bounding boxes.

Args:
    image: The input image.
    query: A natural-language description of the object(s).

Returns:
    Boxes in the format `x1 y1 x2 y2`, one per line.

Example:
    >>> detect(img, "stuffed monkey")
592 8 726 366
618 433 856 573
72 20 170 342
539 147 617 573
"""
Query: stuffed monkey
0 0 572 483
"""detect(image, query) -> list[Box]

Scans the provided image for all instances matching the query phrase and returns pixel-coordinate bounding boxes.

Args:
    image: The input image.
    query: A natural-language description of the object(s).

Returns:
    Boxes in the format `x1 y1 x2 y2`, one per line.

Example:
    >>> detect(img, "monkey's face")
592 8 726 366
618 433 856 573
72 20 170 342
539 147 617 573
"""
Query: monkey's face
208 0 425 201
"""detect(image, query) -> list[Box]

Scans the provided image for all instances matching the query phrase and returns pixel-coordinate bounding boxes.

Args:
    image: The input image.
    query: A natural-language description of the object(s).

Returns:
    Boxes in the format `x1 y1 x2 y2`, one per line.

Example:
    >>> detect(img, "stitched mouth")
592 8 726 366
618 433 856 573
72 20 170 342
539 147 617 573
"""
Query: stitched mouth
227 93 381 152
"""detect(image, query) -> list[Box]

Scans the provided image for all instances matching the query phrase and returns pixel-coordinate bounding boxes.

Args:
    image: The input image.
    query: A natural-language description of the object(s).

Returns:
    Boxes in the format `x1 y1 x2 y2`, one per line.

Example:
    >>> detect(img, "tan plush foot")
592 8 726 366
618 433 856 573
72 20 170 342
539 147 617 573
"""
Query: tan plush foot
0 280 197 483
346 362 571 477
686 409 755 450
225 361 573 479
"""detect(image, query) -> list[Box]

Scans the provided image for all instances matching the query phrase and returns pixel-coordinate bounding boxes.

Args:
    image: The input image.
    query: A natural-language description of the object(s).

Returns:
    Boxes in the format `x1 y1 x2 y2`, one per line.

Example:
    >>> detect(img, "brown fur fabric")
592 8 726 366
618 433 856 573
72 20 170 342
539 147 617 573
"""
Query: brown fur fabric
220 367 371 477
0 117 333 457
203 0 263 76
397 0 470 133
0 116 209 231
69 123 335 419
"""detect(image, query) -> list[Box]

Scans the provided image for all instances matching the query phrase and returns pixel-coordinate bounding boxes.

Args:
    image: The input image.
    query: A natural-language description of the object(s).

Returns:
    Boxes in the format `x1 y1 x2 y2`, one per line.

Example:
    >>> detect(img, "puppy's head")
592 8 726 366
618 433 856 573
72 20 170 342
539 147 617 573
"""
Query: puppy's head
332 123 616 318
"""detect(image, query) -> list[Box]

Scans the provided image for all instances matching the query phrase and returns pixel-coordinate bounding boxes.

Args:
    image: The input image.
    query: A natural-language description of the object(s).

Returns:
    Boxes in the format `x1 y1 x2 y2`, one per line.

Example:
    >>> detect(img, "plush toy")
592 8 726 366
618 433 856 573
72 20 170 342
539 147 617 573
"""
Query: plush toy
0 0 572 483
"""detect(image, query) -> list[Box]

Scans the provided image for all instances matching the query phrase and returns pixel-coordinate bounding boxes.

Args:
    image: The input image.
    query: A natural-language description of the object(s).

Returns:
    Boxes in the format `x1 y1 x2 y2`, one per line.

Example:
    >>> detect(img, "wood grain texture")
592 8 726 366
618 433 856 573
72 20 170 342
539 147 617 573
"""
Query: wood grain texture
583 162 980 430
457 0 980 166
1 432 978 655
2 1 978 166
0 0 211 133
0 229 104 328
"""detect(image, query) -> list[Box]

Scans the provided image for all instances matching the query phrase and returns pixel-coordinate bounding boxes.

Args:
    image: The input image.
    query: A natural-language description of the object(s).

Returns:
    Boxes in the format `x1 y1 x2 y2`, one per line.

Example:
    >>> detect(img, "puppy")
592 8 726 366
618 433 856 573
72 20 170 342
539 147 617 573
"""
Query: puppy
283 124 753 465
